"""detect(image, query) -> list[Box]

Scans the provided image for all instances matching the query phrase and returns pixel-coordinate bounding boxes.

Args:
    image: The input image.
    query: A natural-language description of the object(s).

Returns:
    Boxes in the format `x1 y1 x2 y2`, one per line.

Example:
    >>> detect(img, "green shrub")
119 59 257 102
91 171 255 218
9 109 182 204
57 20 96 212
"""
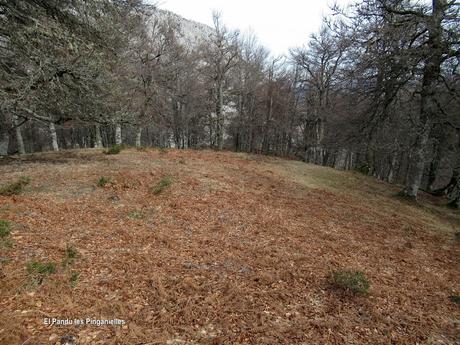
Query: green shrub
127 210 144 219
66 245 77 259
0 176 30 196
97 176 111 187
355 164 370 175
150 176 172 195
449 295 460 304
62 244 78 267
27 261 56 275
0 220 11 238
105 144 123 155
26 261 56 286
70 271 79 288
329 269 370 294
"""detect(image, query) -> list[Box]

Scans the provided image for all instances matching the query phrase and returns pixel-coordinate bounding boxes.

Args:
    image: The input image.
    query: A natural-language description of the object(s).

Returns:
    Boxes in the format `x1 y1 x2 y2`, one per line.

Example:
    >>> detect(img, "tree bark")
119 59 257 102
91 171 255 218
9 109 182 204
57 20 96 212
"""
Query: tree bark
400 122 432 197
400 0 445 199
115 124 122 145
0 110 9 155
0 131 8 156
49 122 59 151
216 82 224 150
387 152 398 183
94 124 103 148
135 127 142 147
13 115 26 155
334 149 348 170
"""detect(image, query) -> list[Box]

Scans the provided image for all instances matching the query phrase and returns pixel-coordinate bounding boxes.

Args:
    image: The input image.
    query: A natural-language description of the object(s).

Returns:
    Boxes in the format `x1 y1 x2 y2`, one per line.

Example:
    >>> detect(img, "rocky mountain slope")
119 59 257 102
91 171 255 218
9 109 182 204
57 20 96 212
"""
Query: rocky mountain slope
151 8 214 48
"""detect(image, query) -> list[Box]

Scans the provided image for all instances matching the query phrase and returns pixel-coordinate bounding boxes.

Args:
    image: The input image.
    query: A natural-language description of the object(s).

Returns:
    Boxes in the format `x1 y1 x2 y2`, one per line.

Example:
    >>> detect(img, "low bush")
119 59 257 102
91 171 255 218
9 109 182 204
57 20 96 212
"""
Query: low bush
105 144 123 155
27 261 56 275
66 245 77 259
0 220 11 238
449 295 460 304
97 176 111 187
150 176 172 195
355 164 370 175
62 244 78 267
329 269 370 294
70 271 79 288
127 210 144 219
26 261 56 286
0 176 30 196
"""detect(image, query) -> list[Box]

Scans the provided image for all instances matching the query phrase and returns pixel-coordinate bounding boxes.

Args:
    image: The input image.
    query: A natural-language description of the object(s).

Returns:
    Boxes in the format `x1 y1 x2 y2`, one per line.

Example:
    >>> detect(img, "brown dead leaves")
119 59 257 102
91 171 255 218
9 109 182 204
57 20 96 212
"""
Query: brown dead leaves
0 148 458 344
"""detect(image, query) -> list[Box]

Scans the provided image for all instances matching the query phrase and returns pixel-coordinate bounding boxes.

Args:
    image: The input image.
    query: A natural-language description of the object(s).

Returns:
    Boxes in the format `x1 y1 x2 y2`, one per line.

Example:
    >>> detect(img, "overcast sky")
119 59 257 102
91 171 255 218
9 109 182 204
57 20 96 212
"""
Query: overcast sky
155 0 355 56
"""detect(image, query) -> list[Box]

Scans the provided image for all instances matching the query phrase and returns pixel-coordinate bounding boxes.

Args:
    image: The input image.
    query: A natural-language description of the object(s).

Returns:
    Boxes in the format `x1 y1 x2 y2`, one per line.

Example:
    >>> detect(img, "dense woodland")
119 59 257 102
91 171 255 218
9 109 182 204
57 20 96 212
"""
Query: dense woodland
0 0 459 205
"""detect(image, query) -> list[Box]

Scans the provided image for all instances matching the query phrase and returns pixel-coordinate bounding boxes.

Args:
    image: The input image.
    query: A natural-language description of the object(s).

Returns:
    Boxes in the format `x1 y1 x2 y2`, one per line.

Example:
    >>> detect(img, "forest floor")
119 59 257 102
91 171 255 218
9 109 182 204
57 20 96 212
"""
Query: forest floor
0 148 459 345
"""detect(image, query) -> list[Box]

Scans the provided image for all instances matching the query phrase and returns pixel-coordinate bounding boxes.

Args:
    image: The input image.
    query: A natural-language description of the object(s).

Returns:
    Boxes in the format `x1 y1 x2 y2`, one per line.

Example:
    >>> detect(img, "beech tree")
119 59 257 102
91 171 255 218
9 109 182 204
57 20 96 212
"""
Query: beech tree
201 12 240 149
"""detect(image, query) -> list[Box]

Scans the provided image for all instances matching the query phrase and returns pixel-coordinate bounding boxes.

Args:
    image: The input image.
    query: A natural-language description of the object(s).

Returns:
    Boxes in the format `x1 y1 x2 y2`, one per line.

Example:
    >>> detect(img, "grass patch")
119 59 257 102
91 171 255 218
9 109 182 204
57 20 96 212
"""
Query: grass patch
62 245 78 267
449 295 460 305
0 176 30 196
26 261 56 286
329 269 370 294
127 210 144 219
97 176 112 187
0 220 11 238
70 271 79 288
105 144 123 155
27 261 56 275
150 176 172 195
66 245 77 259
159 147 168 154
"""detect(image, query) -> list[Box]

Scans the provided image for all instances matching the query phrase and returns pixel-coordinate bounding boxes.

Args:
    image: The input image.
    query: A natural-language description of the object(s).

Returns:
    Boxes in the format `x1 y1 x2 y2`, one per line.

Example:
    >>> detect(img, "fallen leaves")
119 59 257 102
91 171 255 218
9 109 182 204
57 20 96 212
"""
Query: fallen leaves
0 148 458 344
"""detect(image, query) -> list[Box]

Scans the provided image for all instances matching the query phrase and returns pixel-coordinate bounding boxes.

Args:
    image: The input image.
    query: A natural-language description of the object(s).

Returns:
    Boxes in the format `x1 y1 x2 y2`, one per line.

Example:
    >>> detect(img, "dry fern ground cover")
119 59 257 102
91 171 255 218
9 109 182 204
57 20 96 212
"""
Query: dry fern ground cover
0 148 458 345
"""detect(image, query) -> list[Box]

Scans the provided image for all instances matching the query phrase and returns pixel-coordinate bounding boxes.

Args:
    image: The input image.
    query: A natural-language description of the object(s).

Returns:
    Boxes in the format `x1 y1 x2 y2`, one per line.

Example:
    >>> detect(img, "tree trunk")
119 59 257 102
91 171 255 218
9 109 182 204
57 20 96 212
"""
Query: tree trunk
446 170 459 208
400 122 431 197
334 149 348 170
49 122 59 151
94 124 103 148
115 124 122 145
135 127 142 147
0 131 8 156
216 82 224 150
400 0 445 199
13 115 25 155
387 152 398 183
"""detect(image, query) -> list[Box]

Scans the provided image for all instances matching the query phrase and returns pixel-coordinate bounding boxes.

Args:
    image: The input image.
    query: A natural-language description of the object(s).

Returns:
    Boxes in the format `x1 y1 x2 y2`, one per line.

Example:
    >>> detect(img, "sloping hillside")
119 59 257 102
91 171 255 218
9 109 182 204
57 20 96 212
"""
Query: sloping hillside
0 149 458 345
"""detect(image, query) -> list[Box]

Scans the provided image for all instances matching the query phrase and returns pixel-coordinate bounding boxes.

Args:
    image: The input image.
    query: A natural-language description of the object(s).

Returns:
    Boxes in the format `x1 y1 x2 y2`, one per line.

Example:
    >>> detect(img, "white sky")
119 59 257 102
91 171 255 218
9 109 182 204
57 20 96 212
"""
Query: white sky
155 0 355 56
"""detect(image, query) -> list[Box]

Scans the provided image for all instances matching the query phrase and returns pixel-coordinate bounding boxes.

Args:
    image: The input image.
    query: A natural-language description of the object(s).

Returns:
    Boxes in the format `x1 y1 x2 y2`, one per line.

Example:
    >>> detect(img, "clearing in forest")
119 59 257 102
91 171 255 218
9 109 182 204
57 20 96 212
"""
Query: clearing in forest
0 148 459 345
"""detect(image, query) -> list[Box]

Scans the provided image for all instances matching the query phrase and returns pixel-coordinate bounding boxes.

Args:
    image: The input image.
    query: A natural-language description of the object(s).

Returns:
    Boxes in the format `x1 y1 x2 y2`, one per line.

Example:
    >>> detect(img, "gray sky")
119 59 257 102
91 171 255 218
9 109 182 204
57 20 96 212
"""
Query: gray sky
156 0 355 56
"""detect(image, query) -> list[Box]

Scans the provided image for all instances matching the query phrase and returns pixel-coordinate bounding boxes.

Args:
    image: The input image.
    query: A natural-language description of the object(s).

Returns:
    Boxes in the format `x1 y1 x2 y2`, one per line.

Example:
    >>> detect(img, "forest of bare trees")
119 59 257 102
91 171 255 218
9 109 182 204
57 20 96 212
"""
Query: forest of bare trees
0 0 459 205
